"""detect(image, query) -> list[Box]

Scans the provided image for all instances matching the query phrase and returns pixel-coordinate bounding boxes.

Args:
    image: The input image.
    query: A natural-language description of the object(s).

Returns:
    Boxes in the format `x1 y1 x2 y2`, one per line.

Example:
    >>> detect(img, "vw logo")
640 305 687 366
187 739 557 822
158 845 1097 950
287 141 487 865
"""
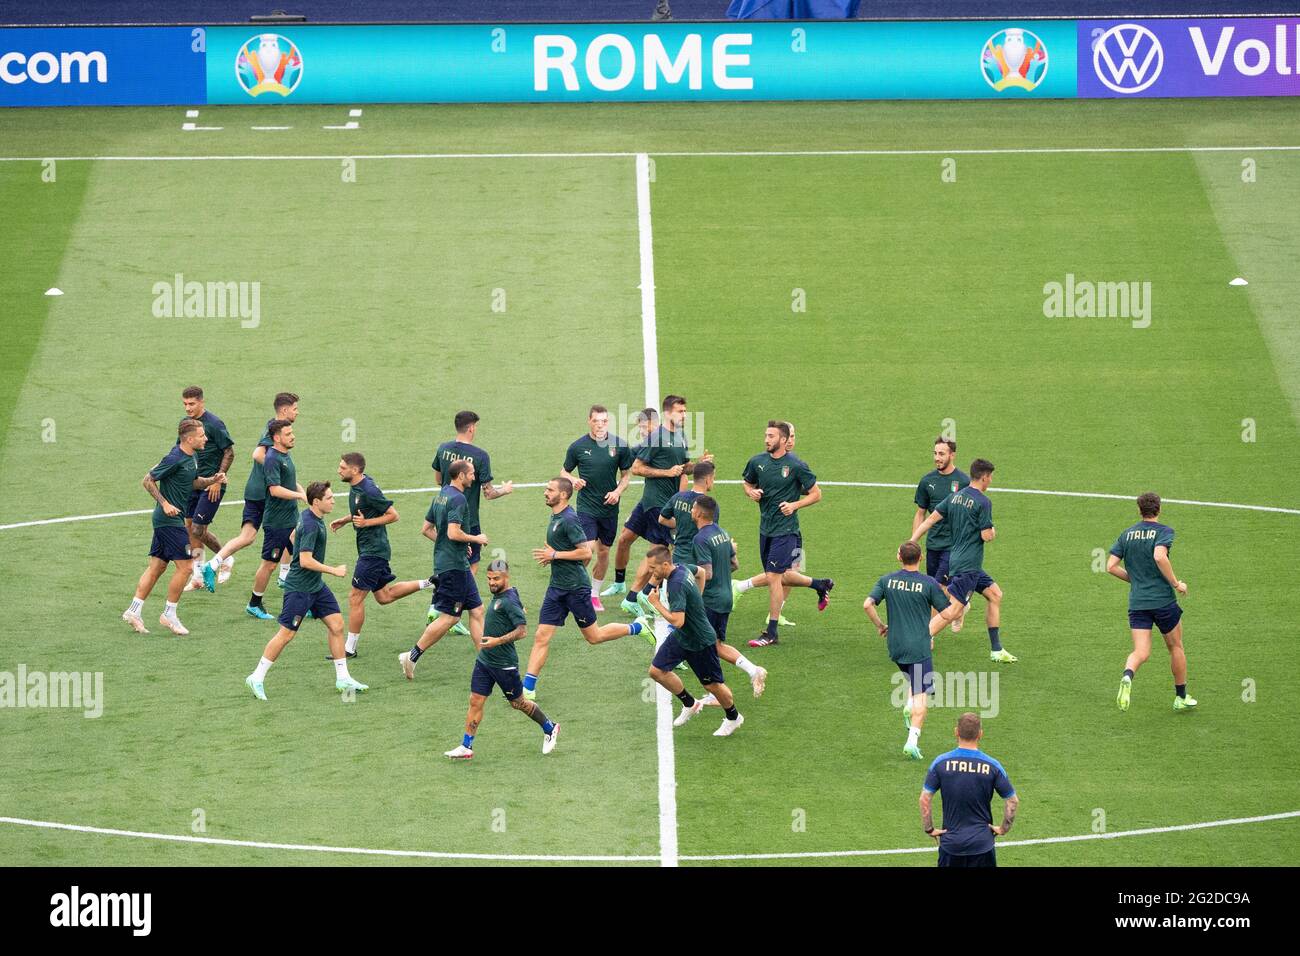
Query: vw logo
1093 23 1164 94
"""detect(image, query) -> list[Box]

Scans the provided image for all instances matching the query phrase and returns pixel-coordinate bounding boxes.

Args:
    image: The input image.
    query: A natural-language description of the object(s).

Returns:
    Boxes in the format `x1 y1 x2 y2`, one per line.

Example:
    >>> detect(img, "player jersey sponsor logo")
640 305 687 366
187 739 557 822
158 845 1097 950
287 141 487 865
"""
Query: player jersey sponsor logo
236 34 303 98
1092 23 1163 94
981 27 1049 91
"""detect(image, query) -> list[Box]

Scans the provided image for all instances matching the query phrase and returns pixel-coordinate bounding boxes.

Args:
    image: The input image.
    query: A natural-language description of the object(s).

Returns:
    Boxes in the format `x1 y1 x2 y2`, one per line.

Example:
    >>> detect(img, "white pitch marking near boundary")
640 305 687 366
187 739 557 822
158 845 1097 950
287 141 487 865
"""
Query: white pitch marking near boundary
678 810 1300 861
251 126 293 131
3 145 1300 162
2 810 1295 865
636 151 677 870
1 480 1295 533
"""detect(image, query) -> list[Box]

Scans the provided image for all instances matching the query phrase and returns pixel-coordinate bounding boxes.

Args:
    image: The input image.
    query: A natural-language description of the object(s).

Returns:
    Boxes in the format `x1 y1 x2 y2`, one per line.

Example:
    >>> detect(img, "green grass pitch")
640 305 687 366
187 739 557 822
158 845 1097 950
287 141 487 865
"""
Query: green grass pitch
0 99 1298 866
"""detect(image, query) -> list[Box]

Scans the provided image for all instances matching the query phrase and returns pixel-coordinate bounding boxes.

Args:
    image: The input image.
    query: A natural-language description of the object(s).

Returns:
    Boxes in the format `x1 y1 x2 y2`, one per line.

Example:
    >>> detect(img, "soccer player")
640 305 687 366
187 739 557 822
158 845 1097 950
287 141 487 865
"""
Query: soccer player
600 407 658 603
561 404 634 612
328 452 435 658
613 395 712 616
910 458 1017 663
431 410 513 634
521 477 650 700
731 420 801 628
244 482 367 699
643 545 744 737
247 419 307 620
443 560 561 759
201 392 298 592
920 713 1019 868
179 386 234 591
912 437 970 625
1107 492 1195 712
399 460 488 679
122 419 224 635
688 496 767 699
739 420 833 648
864 541 951 759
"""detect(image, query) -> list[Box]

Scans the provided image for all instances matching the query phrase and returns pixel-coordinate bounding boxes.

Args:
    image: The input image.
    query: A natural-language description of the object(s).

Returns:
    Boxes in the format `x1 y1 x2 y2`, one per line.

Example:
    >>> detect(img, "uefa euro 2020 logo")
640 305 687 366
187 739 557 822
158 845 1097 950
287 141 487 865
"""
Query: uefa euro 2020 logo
981 28 1048 92
236 34 303 97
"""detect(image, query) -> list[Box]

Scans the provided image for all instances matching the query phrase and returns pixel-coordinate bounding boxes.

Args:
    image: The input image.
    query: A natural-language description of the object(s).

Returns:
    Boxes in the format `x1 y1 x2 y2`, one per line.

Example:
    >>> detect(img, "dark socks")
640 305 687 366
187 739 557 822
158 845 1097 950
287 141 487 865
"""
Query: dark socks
1175 684 1186 699
765 618 778 637
409 645 423 663
615 568 626 583
811 577 830 592
249 592 263 608
988 626 1002 652
642 584 654 596
676 689 696 708
724 705 739 720
526 702 554 734
1123 668 1135 681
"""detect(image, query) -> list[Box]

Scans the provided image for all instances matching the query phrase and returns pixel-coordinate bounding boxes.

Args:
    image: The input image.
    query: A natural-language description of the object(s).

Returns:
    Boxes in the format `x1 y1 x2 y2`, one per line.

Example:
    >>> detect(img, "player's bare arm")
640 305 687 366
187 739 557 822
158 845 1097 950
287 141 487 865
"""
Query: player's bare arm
605 467 632 505
420 520 438 543
778 483 821 516
991 794 1019 836
560 468 587 492
919 790 946 838
910 510 943 542
296 549 346 578
141 474 179 516
447 521 487 546
482 480 513 499
742 480 762 502
863 597 888 636
479 623 528 649
353 505 399 530
1105 554 1130 583
1154 545 1188 594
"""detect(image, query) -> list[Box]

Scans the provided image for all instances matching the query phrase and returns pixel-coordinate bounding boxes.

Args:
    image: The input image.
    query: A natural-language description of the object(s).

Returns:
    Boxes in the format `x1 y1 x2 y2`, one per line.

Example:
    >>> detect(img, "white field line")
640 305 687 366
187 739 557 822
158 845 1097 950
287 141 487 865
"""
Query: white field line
1 479 1295 532
679 810 1300 861
3 145 1300 162
637 151 677 870
3 809 1295 864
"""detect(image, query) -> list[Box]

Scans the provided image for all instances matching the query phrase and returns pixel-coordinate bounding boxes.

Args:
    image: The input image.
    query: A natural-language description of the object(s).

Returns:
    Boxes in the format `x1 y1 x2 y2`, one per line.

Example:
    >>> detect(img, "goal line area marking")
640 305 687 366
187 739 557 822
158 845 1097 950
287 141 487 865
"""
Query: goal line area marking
1 479 1295 532
2 145 1300 162
2 809 1295 865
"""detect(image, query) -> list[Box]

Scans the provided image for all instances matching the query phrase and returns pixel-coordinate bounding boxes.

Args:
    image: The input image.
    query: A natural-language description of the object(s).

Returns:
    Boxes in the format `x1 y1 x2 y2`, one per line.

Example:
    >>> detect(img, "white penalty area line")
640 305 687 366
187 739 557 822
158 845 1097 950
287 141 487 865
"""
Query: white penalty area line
2 810 1295 864
2 145 1300 163
1 479 1295 533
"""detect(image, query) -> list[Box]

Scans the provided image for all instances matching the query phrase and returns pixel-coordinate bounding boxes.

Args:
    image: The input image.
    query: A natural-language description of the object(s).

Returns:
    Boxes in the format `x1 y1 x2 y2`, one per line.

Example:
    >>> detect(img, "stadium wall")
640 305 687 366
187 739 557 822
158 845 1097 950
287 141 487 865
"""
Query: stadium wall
1 17 1298 105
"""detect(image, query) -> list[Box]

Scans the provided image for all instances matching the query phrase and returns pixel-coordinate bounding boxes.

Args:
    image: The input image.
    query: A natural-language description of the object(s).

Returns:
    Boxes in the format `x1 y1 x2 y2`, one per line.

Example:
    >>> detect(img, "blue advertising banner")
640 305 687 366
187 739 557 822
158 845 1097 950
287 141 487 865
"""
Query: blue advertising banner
204 21 1077 104
5 19 1300 107
1079 18 1300 98
0 27 204 106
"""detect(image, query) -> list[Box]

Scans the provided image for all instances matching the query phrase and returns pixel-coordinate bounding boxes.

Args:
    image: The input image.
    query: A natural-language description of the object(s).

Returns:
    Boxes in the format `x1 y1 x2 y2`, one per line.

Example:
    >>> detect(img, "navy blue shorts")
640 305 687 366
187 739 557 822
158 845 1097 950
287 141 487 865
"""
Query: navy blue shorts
432 569 482 616
705 608 730 643
948 569 995 606
579 511 619 547
760 533 802 573
241 498 266 531
278 587 341 631
187 484 226 525
897 658 935 695
653 632 724 686
261 526 293 562
938 848 996 868
539 586 597 628
1129 601 1183 634
926 548 952 586
465 538 482 567
624 501 672 546
470 659 523 701
352 555 397 593
149 525 192 562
